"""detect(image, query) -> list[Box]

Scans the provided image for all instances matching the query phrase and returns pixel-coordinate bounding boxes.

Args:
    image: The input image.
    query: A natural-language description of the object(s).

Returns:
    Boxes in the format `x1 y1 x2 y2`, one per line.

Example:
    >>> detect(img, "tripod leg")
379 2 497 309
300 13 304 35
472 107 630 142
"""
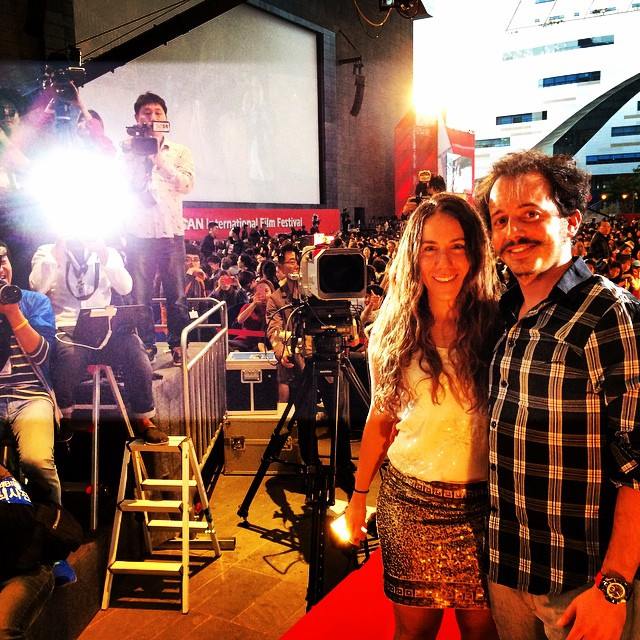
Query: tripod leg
342 358 371 408
306 464 330 609
327 361 341 506
237 364 313 520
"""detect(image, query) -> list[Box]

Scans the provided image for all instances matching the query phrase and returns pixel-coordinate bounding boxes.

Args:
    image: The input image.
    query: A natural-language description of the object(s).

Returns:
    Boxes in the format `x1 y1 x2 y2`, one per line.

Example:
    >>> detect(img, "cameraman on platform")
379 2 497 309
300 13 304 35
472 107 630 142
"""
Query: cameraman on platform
123 92 194 366
29 238 168 444
267 243 355 494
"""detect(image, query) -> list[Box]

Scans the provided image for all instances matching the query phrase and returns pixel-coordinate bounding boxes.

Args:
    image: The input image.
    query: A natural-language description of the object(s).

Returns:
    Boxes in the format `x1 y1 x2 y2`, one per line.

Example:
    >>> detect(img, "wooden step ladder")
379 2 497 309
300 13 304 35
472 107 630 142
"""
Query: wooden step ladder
101 435 235 613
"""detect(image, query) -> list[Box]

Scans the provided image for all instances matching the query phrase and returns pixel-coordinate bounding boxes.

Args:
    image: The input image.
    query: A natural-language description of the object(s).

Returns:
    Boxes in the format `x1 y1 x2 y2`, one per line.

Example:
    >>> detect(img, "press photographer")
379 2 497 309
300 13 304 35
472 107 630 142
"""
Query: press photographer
122 92 194 366
29 237 168 444
0 240 61 505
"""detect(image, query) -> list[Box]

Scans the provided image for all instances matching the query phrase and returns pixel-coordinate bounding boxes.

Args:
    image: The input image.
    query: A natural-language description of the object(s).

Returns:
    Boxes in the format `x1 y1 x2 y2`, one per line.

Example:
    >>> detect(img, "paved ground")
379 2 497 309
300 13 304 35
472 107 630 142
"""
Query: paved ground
78 435 379 640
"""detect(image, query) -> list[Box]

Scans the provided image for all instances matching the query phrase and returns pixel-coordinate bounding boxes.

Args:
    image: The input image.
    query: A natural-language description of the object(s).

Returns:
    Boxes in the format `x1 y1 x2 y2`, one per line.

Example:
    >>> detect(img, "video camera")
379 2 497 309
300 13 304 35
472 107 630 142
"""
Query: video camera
125 121 170 155
41 48 86 104
297 247 367 338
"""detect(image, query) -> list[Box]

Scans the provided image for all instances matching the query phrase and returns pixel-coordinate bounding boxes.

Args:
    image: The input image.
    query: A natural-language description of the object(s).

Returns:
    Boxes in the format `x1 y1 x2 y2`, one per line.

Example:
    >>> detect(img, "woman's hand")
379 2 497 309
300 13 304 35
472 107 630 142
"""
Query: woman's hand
344 493 368 546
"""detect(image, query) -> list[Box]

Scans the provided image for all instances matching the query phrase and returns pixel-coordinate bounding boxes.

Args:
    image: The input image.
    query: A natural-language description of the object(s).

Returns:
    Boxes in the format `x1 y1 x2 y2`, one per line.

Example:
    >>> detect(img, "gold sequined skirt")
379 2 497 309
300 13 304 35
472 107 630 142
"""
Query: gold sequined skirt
376 464 489 609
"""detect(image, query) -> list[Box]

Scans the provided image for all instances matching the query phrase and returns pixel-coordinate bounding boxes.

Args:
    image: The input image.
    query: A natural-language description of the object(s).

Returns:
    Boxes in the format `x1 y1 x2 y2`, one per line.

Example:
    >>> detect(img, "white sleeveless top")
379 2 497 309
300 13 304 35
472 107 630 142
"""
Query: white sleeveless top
386 348 488 483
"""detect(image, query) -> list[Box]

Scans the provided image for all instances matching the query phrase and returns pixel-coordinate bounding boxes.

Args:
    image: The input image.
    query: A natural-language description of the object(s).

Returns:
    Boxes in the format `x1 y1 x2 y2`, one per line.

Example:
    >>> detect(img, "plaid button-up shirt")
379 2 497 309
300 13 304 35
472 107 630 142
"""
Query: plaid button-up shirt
488 257 640 595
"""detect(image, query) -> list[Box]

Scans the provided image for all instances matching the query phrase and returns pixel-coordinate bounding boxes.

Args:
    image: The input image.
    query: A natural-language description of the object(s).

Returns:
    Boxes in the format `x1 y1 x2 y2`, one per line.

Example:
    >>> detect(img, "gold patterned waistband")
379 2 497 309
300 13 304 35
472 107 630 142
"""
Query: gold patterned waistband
387 465 487 500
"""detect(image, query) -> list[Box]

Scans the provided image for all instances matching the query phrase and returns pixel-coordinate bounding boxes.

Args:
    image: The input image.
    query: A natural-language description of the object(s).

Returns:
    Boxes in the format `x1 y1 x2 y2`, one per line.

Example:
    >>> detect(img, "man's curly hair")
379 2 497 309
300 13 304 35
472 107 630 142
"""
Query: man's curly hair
474 150 592 225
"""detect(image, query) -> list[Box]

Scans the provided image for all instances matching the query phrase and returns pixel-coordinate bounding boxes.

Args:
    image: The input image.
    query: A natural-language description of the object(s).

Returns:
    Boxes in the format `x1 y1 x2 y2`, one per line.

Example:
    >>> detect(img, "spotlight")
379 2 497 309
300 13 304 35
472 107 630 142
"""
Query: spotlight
379 0 431 19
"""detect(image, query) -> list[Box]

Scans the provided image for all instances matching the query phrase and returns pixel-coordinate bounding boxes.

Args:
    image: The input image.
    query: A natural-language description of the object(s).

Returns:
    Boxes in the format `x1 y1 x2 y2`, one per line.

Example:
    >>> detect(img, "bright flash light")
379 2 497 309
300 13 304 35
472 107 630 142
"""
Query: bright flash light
330 514 352 543
25 147 134 241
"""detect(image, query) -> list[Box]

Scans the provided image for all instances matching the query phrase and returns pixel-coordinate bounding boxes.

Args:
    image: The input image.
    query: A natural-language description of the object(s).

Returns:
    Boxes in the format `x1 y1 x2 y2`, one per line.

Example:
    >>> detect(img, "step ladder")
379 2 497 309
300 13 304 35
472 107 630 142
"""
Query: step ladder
101 435 235 613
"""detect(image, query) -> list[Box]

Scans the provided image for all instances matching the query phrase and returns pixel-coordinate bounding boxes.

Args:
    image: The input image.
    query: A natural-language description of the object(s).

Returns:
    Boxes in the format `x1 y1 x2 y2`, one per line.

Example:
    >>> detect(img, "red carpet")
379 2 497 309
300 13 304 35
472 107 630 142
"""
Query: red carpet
281 549 461 640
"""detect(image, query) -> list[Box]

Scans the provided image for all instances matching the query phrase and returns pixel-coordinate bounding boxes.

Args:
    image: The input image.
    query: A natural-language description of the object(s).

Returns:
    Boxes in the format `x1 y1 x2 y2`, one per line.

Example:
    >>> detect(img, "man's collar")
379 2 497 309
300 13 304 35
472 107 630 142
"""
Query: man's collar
500 257 594 317
551 256 593 295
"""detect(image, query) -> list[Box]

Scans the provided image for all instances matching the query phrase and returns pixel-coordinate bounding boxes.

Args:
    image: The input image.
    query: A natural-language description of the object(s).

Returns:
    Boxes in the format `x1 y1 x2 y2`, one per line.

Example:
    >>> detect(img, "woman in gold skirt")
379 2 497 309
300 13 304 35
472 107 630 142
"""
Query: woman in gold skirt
346 193 500 640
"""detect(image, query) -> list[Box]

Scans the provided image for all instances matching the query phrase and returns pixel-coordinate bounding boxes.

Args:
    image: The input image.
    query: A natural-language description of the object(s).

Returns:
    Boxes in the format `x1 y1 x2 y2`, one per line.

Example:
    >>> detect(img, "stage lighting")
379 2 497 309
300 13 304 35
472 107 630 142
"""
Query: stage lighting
379 0 431 19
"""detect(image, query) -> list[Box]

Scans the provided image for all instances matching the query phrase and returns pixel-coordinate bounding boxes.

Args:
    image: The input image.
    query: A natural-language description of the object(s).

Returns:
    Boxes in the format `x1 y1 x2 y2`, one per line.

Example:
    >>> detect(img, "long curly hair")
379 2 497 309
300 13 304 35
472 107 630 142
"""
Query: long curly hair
371 193 500 416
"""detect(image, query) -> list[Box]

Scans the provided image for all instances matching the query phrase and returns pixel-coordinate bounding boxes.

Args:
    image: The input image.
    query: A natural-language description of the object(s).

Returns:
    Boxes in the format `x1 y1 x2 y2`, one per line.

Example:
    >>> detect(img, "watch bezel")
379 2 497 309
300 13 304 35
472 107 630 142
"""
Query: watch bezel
598 575 632 604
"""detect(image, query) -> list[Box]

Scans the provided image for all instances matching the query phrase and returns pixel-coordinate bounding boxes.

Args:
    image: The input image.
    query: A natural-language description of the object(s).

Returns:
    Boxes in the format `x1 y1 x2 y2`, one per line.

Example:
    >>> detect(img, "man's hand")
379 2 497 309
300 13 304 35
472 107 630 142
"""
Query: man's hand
187 267 206 279
85 240 109 264
0 302 21 323
273 341 294 368
558 585 627 640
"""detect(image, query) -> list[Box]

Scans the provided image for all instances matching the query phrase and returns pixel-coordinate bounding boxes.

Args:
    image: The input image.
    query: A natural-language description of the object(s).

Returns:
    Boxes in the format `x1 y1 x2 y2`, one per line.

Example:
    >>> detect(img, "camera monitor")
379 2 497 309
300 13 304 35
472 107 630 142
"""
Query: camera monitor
300 247 366 300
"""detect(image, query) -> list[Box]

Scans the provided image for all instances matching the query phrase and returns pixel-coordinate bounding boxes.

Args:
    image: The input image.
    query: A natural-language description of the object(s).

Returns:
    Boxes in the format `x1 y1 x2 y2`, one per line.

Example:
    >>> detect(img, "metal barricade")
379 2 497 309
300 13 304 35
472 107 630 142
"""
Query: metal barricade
179 299 228 469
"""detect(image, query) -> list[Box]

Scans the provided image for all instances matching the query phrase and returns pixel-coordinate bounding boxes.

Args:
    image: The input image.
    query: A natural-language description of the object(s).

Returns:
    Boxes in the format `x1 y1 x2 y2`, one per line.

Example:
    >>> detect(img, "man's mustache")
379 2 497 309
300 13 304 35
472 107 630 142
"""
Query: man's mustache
498 238 541 259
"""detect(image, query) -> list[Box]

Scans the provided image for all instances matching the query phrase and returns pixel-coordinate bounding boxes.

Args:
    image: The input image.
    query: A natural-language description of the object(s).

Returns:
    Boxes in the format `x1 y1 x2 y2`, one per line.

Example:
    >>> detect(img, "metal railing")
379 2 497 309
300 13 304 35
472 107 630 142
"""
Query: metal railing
179 298 228 470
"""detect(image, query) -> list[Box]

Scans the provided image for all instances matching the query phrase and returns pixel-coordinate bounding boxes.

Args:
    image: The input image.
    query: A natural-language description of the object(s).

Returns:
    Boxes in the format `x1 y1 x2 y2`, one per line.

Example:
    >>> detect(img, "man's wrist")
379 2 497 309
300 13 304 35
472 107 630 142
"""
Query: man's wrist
595 571 633 604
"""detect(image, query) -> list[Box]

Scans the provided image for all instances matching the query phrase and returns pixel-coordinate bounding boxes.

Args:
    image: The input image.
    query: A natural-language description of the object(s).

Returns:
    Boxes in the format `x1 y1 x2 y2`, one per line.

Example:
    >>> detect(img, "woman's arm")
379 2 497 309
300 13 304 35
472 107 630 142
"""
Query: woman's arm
345 352 397 544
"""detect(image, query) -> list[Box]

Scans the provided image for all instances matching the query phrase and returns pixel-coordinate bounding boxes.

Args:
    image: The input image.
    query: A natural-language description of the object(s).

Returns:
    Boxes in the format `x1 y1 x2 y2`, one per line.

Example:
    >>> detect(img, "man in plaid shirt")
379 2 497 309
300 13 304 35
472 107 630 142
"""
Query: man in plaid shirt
475 151 640 640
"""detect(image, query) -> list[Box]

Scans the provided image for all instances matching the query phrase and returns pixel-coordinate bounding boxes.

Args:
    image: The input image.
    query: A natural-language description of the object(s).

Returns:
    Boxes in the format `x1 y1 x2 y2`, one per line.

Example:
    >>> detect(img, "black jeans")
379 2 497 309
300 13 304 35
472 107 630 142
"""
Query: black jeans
126 236 190 350
53 331 155 419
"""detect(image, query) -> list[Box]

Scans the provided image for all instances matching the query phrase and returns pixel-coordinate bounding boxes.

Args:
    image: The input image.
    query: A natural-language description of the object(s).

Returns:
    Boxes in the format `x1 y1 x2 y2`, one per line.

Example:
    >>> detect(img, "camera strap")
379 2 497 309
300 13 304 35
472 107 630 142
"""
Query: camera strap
65 252 100 301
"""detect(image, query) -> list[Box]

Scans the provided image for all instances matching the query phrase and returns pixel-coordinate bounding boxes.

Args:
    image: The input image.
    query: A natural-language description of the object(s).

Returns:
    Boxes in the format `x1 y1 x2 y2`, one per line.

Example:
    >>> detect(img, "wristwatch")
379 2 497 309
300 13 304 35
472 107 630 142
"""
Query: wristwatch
596 572 633 605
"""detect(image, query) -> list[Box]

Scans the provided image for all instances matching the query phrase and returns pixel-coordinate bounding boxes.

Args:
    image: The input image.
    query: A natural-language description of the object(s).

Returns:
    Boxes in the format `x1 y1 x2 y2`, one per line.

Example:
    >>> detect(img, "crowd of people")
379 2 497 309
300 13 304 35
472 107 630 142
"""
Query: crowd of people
1 79 640 640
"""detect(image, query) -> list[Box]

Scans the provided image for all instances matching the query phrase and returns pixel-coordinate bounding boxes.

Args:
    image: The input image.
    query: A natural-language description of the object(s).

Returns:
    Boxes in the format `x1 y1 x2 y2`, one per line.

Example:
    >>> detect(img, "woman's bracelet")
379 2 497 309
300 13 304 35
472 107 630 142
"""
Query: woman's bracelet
352 488 369 494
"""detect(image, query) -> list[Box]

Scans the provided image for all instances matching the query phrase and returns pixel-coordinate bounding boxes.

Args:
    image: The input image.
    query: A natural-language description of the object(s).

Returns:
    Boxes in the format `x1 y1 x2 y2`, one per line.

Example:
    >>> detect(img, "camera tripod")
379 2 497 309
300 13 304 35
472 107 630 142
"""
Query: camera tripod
237 330 370 607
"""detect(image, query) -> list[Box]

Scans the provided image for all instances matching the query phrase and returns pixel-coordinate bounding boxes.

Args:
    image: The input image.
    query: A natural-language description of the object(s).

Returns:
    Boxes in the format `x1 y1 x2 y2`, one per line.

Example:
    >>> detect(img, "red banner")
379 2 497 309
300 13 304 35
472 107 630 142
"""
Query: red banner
182 206 340 242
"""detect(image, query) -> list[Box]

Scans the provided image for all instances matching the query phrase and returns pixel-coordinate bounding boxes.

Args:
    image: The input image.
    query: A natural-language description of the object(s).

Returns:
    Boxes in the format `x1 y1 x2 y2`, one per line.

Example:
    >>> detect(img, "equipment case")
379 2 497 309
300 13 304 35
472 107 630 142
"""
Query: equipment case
223 405 301 475
226 351 278 413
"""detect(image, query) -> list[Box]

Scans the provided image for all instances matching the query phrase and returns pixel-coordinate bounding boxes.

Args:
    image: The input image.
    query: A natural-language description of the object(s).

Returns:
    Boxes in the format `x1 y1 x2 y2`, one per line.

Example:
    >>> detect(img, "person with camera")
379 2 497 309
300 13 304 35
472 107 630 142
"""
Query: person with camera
123 92 194 367
29 238 168 444
0 89 30 195
229 278 274 352
211 270 248 327
0 241 62 507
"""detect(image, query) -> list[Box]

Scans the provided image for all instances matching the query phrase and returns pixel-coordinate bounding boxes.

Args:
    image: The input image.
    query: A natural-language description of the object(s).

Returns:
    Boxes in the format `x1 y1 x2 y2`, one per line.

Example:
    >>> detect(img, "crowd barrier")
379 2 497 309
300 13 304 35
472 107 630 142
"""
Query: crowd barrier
141 296 230 470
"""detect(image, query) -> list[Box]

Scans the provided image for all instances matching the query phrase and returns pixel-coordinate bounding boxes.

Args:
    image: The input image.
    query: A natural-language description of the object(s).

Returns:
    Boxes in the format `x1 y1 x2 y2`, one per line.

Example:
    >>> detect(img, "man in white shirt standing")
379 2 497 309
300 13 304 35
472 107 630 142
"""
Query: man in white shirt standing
123 92 194 366
30 238 167 444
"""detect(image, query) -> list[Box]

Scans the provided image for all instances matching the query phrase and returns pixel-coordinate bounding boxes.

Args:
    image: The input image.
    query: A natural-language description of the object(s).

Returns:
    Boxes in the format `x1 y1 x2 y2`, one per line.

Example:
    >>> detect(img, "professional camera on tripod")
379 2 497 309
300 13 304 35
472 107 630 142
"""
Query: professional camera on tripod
238 246 371 607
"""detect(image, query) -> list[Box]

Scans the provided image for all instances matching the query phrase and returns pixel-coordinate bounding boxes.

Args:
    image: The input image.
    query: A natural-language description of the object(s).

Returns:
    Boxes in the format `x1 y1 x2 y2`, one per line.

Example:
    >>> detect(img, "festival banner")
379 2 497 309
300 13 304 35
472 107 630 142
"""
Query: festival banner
182 206 340 242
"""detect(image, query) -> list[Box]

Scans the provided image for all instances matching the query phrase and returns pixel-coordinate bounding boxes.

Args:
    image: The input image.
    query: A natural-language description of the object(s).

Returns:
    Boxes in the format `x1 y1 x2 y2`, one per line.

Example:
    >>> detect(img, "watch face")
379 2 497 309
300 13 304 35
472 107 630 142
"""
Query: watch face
606 582 626 601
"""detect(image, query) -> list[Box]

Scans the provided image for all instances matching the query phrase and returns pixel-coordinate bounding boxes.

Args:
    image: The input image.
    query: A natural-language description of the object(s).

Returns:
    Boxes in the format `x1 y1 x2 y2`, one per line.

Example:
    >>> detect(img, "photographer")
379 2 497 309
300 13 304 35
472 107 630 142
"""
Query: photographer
29 238 167 444
212 271 248 327
0 240 61 506
0 89 30 194
123 92 194 367
229 278 274 352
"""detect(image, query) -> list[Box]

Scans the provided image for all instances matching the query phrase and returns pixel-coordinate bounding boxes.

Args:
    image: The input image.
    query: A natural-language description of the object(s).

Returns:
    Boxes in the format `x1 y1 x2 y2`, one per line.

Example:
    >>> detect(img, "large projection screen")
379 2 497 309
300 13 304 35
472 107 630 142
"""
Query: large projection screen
79 4 320 205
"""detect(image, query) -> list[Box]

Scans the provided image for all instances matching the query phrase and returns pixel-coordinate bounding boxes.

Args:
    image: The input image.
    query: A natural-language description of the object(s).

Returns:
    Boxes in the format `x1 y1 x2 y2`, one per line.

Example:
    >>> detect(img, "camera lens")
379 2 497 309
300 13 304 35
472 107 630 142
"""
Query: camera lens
0 281 22 305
